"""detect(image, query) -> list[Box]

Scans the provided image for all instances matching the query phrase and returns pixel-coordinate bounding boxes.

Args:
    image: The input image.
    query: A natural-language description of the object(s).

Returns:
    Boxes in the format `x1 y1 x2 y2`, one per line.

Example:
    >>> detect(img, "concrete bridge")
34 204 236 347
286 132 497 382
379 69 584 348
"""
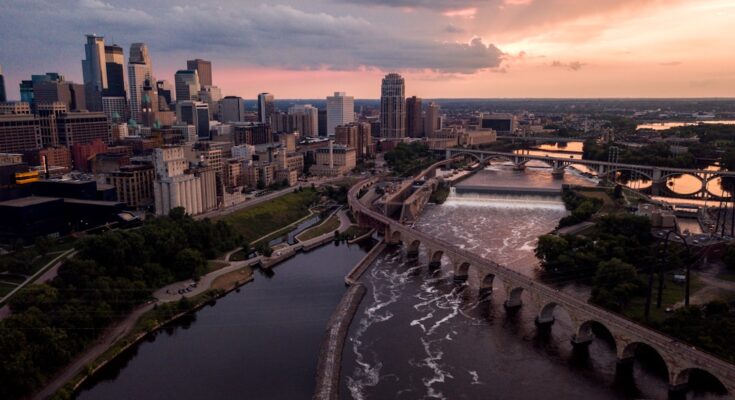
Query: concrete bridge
349 176 735 398
447 148 735 198
496 135 595 143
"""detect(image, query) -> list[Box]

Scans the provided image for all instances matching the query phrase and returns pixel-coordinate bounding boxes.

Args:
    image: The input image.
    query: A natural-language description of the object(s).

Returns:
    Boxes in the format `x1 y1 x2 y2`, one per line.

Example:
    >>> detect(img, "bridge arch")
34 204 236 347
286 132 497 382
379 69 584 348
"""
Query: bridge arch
704 175 734 198
454 261 470 277
483 155 516 165
672 368 729 396
389 229 402 244
430 250 444 264
506 286 524 308
407 239 421 254
659 172 705 195
601 168 654 183
620 342 670 381
448 151 484 165
576 320 617 352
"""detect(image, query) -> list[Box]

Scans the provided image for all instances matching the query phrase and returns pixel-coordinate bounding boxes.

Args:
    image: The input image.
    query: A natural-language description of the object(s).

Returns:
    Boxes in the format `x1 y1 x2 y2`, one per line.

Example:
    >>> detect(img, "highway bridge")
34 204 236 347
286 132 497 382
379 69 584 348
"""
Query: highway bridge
349 174 735 398
446 148 735 198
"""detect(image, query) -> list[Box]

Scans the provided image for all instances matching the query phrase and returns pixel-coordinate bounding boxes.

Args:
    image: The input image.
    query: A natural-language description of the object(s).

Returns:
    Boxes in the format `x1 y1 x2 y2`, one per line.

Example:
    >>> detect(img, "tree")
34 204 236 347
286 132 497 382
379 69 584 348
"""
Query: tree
174 249 207 280
590 258 645 312
535 235 570 271
724 244 735 271
34 236 55 256
255 242 273 257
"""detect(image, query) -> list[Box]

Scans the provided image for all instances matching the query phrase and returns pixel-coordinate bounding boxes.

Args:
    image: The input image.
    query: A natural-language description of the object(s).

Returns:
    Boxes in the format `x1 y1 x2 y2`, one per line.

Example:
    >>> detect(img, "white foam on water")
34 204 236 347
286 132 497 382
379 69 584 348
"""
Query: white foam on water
347 252 414 399
420 337 453 400
468 370 483 385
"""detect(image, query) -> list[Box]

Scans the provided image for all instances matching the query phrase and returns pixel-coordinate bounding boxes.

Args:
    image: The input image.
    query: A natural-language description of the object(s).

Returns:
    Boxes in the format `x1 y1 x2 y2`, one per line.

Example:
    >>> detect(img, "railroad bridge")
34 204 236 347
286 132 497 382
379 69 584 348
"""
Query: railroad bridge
446 148 735 198
349 176 735 398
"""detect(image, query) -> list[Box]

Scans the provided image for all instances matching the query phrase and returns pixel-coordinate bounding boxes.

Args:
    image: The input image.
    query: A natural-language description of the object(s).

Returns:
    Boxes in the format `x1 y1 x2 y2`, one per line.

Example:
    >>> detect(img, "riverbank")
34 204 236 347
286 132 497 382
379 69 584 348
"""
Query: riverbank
313 283 367 400
312 239 386 399
40 210 355 399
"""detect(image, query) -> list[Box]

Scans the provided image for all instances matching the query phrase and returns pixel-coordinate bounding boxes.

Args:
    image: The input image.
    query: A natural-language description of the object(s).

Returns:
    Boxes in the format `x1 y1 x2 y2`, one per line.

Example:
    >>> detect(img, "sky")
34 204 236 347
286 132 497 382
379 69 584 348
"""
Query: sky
1 0 734 99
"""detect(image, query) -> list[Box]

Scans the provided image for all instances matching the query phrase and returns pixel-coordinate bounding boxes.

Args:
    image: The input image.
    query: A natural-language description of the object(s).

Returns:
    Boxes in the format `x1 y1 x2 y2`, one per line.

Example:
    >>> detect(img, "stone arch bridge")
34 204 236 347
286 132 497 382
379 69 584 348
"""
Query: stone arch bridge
350 177 735 397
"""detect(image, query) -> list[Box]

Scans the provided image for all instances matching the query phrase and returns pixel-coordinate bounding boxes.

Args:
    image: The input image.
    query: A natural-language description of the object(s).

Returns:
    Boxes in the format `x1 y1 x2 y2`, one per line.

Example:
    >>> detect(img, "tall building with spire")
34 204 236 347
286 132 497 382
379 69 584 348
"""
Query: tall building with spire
128 43 153 123
380 73 406 139
187 59 212 87
82 34 107 111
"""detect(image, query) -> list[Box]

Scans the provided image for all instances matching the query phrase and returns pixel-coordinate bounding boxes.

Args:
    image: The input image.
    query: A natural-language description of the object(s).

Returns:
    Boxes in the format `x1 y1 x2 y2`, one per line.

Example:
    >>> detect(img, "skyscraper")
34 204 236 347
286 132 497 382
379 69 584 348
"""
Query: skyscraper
0 66 6 103
175 70 200 103
103 44 128 121
81 34 107 111
156 80 175 110
103 45 126 97
424 102 441 137
128 43 153 123
19 73 64 106
380 73 406 139
406 96 423 138
288 104 319 137
219 96 246 123
176 101 210 139
186 59 212 87
257 93 275 125
326 92 354 136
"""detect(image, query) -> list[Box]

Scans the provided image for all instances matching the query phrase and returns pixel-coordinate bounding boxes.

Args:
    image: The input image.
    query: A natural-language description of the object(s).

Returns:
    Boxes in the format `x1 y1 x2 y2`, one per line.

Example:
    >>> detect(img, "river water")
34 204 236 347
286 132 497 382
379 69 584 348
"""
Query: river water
341 166 725 400
74 241 372 400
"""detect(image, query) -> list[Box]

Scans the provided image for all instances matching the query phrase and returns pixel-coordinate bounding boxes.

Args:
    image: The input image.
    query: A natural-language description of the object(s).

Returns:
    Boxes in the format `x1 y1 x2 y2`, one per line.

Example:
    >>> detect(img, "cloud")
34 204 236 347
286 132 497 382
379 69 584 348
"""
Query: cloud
445 24 466 33
0 1 504 77
551 60 585 71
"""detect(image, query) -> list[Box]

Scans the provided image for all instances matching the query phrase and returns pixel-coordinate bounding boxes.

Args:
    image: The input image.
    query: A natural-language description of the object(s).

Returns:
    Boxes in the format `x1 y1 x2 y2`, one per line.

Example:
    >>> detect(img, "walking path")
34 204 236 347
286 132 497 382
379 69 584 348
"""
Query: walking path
34 207 356 399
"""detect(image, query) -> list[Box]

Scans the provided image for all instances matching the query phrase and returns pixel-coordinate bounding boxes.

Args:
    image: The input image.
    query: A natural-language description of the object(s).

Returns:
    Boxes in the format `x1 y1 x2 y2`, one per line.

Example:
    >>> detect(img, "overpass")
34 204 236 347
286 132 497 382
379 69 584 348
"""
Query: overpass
349 176 735 398
446 148 735 198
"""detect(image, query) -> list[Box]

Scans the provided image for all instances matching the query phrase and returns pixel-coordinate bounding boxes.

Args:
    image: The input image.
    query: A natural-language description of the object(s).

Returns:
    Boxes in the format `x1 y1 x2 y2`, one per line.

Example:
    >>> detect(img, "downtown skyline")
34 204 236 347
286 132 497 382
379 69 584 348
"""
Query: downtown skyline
1 0 734 100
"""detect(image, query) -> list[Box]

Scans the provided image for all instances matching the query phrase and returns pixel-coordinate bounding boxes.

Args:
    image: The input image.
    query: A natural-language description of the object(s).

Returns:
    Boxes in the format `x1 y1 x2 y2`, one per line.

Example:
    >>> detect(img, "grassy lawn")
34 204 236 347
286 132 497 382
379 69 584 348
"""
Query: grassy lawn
297 215 340 241
207 260 230 273
211 266 253 291
623 274 702 323
219 188 318 243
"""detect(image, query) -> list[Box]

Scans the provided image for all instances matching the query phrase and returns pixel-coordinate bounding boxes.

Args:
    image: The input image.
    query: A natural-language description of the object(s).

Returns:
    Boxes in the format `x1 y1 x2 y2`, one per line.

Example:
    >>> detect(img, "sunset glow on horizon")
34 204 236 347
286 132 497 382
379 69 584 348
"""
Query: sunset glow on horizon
1 0 734 99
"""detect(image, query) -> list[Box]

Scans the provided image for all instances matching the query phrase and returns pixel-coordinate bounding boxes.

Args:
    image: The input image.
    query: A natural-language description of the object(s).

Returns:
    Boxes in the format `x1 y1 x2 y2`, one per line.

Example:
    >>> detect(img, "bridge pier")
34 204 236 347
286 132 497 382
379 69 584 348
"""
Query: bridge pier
504 297 522 309
668 382 689 400
614 357 635 386
571 330 593 347
512 163 526 171
535 315 555 327
551 167 565 179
